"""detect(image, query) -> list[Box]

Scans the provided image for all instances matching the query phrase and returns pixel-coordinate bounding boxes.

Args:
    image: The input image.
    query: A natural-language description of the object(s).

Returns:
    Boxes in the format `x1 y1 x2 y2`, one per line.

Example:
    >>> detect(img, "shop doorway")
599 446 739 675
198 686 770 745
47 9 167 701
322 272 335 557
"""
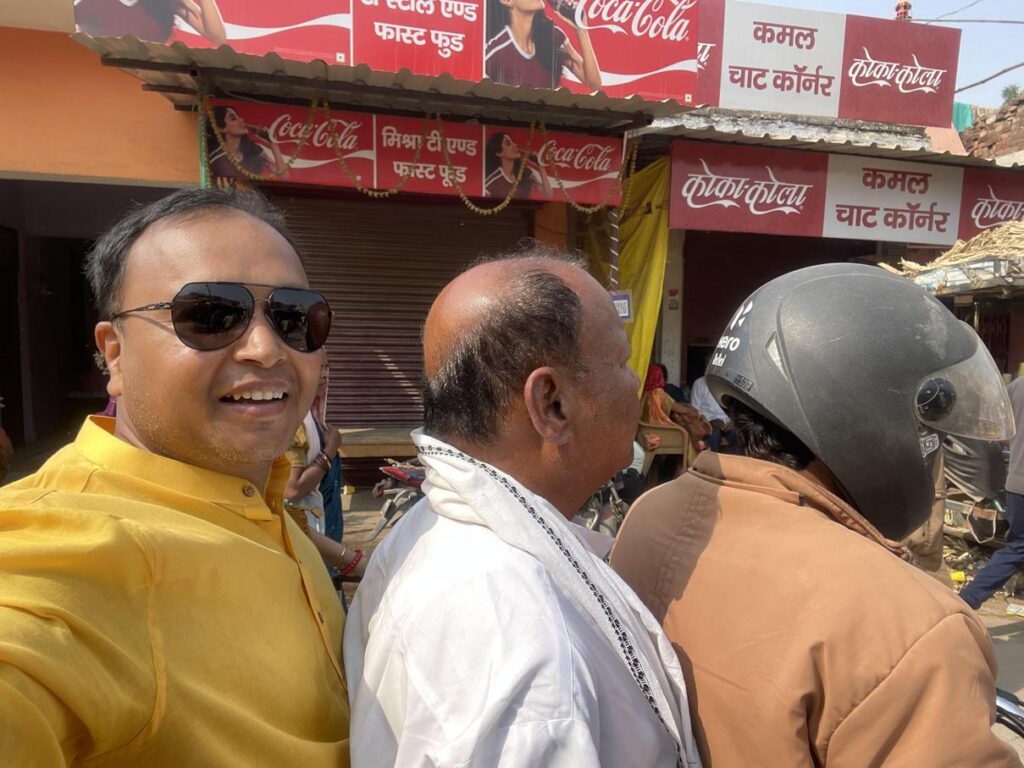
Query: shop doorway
0 226 23 444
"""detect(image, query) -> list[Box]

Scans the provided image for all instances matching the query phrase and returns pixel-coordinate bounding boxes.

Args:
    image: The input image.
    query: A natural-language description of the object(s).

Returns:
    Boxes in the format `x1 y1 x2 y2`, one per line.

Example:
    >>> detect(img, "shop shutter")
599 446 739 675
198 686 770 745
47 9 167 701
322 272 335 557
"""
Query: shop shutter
273 195 532 429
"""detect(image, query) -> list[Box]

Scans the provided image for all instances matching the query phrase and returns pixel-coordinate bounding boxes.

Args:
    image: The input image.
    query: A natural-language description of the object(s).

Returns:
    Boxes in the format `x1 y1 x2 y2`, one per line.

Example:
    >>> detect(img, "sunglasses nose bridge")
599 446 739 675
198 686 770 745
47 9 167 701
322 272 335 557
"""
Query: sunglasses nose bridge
233 304 292 363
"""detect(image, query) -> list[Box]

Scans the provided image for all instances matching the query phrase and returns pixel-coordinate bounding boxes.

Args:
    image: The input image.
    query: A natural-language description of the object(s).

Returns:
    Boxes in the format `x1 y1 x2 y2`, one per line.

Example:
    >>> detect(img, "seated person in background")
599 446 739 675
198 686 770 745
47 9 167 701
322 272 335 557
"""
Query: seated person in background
658 363 689 404
640 363 710 470
690 373 739 453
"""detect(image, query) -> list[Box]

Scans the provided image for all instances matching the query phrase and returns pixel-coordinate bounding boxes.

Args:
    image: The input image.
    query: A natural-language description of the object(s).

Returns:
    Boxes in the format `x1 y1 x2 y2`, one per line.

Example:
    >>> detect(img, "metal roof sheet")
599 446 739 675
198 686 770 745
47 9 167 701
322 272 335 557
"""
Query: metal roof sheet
640 108 1024 171
73 33 690 131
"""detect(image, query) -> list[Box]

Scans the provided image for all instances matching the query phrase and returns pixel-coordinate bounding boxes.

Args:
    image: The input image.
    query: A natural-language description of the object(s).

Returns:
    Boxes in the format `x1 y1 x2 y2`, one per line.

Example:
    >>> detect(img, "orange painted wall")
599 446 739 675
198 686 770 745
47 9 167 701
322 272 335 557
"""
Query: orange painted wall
0 27 198 185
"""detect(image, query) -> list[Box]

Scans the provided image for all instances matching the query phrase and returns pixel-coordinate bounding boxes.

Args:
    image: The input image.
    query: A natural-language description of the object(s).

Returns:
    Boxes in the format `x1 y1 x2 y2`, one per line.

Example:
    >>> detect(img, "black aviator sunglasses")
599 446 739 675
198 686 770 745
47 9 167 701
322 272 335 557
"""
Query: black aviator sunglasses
111 282 333 353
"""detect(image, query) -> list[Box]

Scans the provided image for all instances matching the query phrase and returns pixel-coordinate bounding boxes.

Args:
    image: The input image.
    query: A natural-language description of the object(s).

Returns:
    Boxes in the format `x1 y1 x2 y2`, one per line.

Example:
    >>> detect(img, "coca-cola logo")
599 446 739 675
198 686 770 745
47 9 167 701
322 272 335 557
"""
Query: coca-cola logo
970 186 1024 230
270 114 364 151
573 0 695 42
681 160 812 216
846 49 946 95
540 141 615 173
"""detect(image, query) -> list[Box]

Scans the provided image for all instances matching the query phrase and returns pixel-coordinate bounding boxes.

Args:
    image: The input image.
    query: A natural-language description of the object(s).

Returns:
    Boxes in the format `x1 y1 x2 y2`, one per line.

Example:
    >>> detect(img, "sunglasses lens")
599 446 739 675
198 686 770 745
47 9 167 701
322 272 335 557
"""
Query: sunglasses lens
170 283 253 351
268 288 332 352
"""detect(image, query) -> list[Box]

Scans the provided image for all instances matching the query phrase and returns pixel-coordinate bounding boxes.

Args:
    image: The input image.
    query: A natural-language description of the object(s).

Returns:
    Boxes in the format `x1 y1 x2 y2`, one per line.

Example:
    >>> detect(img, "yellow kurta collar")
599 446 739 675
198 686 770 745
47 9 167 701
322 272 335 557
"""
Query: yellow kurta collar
75 416 291 521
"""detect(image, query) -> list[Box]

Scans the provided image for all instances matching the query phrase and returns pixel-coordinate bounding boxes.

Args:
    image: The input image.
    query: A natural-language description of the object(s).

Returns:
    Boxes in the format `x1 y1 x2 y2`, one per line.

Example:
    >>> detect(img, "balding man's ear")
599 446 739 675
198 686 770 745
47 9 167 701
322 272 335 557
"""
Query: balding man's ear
523 367 572 444
95 322 124 398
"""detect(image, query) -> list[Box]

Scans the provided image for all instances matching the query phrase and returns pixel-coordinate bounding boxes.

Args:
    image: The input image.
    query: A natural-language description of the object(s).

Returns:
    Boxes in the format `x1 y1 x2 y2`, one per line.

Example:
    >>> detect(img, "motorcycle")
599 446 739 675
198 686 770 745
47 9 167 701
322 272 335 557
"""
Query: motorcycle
942 436 1018 594
367 458 424 541
577 476 630 537
998 688 1024 738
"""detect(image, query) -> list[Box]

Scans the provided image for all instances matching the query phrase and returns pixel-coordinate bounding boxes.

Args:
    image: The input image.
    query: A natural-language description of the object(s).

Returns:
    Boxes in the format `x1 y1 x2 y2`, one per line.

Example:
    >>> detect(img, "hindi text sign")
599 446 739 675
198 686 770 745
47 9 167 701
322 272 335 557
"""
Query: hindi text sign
669 140 828 235
823 155 963 245
958 168 1024 241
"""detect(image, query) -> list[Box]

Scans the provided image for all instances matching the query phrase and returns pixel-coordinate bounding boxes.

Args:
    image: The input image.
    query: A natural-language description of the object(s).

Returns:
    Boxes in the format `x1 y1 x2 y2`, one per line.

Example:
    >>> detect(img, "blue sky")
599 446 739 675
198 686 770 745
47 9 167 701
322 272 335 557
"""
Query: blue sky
766 0 1023 108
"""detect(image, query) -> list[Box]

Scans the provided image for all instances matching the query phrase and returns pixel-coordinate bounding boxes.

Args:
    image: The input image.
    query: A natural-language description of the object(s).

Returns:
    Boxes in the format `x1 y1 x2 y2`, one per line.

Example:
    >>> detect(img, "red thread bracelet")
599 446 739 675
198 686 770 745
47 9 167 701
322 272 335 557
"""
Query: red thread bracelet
340 549 363 577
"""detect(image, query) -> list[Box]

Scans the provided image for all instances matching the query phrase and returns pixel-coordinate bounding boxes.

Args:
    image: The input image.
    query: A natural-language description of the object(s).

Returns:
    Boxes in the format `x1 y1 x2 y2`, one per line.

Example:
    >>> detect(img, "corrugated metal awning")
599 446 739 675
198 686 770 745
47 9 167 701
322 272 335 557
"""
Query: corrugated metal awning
72 33 689 132
639 107 1024 171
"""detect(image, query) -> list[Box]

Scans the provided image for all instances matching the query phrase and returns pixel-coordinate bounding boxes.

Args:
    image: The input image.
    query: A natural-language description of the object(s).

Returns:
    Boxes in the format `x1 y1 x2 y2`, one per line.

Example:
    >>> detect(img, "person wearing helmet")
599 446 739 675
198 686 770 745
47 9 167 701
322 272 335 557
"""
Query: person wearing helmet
611 263 1021 767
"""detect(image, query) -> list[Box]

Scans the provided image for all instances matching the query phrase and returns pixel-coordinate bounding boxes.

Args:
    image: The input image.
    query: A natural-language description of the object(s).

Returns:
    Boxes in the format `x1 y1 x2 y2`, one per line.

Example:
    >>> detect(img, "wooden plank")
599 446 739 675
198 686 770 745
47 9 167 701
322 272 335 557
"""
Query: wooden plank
337 427 416 459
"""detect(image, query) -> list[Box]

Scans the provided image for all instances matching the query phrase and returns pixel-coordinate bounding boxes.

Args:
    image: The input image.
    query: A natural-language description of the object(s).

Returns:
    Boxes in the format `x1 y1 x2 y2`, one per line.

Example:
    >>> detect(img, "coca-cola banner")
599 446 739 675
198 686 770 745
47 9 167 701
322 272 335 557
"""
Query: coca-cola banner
823 155 963 247
697 0 959 128
74 0 697 103
669 140 827 238
959 169 1024 241
839 15 958 128
206 99 623 203
671 139 1024 246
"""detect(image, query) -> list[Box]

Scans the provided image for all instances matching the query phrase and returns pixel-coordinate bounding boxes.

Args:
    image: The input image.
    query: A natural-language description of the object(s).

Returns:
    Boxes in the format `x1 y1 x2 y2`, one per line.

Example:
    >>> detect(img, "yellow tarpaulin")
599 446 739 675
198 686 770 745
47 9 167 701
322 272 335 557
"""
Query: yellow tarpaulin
583 156 670 388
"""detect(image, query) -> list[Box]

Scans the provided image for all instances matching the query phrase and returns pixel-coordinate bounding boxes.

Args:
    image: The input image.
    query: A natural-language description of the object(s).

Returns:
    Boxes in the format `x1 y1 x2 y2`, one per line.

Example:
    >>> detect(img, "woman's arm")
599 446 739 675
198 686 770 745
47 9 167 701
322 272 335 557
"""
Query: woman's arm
525 162 553 198
175 0 227 46
561 29 602 91
266 142 290 178
284 460 327 500
308 531 368 578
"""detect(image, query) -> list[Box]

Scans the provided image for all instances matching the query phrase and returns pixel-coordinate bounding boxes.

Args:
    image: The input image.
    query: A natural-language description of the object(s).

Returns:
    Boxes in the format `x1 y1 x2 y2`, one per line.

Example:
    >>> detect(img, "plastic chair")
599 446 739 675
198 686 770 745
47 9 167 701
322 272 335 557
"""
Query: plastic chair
636 421 693 477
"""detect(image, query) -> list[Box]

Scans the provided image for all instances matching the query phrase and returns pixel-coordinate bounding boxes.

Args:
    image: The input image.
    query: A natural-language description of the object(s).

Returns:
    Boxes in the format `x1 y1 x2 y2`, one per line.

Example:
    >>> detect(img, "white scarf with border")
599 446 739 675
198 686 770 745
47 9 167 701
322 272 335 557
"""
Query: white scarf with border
413 429 702 767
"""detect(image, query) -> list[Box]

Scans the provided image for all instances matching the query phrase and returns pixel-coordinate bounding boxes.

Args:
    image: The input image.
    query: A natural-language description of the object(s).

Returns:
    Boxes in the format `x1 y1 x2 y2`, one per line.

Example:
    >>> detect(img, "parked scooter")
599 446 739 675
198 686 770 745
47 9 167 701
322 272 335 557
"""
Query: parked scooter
367 458 424 541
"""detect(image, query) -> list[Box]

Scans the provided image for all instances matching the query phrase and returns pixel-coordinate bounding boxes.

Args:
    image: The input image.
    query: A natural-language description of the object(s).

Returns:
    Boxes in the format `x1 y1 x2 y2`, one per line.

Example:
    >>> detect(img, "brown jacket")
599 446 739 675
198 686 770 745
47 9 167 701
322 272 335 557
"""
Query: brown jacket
611 452 1020 768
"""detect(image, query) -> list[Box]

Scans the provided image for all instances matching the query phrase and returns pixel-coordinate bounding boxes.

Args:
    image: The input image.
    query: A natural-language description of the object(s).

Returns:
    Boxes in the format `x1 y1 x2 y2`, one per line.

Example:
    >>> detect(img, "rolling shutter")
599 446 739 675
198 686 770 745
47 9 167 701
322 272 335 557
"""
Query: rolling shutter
274 195 532 429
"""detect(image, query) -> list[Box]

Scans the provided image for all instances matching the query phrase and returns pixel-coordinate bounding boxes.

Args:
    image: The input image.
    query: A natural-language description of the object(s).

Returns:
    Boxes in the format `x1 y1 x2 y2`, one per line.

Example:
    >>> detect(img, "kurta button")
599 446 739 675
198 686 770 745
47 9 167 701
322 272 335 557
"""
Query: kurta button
242 484 256 497
317 611 325 623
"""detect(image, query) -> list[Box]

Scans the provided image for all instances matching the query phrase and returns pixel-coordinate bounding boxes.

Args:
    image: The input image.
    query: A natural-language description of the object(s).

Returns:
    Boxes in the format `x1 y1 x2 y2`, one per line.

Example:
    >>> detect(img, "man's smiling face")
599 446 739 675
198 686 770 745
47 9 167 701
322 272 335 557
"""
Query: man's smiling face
99 210 321 482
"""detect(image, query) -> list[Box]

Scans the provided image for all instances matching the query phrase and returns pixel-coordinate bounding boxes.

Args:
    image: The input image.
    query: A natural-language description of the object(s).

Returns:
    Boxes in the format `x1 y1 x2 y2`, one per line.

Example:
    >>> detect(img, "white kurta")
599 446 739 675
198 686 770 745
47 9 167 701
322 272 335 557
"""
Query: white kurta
344 497 684 767
690 377 728 425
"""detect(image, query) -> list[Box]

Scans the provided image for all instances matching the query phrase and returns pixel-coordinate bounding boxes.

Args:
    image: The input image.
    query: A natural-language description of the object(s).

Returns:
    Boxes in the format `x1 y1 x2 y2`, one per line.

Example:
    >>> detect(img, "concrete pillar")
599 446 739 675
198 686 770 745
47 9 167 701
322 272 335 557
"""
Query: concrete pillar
660 229 685 384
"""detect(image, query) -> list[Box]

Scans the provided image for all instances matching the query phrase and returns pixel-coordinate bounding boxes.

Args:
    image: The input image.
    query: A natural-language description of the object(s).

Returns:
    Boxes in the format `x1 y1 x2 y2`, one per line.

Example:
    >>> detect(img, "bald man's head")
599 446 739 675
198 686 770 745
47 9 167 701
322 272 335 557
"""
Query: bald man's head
422 251 589 445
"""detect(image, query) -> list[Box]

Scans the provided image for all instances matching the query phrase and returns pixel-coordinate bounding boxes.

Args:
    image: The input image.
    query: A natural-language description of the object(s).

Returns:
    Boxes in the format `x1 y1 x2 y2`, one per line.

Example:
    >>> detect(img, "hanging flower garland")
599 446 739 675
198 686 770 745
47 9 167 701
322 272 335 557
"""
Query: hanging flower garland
201 93 637 215
432 114 536 216
539 123 641 216
322 100 434 199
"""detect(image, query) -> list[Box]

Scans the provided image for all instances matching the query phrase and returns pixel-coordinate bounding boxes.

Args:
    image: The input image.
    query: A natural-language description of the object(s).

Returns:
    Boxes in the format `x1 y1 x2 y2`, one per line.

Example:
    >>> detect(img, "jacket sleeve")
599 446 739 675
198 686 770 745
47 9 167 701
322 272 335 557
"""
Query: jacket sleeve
825 612 1022 768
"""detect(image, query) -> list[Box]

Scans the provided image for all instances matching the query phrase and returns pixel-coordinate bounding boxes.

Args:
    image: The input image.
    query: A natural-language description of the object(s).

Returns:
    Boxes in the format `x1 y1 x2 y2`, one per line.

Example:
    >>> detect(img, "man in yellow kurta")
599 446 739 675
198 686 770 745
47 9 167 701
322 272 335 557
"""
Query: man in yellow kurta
0 189 350 766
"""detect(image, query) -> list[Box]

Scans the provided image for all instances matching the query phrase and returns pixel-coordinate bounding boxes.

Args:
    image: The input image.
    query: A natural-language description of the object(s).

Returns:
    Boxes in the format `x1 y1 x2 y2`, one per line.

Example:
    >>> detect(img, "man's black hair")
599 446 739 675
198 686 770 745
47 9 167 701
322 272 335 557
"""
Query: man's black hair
422 245 589 445
85 187 300 319
724 398 815 471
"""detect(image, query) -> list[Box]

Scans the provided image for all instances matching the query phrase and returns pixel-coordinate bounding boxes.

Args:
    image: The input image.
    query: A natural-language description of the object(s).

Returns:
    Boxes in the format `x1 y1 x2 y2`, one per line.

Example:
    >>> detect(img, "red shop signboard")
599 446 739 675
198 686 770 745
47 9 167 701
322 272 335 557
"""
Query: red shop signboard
696 0 960 128
671 139 1024 246
958 168 1024 241
205 99 624 204
74 0 698 103
669 140 828 237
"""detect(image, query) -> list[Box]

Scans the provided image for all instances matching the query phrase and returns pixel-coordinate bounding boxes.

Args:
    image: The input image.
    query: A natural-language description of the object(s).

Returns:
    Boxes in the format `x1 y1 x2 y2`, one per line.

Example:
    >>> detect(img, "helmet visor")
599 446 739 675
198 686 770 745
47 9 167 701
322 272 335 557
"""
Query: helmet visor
915 331 1014 441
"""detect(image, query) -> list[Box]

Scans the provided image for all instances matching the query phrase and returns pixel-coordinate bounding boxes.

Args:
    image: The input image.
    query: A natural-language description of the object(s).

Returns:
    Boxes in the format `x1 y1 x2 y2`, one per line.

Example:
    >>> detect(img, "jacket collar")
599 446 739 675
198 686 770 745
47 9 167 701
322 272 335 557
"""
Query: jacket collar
689 452 911 560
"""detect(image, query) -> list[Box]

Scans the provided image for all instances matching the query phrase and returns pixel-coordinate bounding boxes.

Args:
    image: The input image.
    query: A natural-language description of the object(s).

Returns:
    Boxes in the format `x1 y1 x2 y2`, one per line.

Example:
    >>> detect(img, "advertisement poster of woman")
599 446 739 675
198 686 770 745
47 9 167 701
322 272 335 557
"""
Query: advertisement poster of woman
206 106 290 182
484 131 553 200
74 0 226 45
484 0 601 91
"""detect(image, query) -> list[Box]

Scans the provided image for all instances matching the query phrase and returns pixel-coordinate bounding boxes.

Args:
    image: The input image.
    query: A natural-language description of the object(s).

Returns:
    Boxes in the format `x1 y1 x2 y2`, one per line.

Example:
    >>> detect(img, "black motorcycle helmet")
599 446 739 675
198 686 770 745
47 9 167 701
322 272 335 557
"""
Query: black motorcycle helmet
705 263 1013 541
